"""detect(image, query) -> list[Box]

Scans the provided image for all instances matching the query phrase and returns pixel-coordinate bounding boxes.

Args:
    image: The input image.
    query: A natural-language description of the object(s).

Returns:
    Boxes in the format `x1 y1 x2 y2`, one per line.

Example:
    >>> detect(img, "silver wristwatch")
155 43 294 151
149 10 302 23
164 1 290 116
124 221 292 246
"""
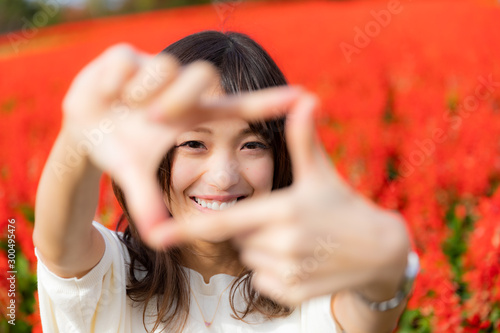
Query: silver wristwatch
356 251 420 312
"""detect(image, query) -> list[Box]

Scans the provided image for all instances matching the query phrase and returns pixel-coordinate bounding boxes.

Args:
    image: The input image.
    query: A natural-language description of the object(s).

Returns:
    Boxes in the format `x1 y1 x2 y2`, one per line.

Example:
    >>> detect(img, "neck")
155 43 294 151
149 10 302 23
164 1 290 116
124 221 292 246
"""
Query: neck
181 240 244 284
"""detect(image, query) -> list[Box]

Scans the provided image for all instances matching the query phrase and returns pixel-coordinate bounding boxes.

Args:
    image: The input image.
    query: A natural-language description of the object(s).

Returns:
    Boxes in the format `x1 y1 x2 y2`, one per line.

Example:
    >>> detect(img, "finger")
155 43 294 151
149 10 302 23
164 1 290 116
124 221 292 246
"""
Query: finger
280 273 367 305
286 93 352 190
147 60 221 121
285 92 322 180
121 53 181 107
198 85 303 121
236 226 307 257
240 249 295 279
252 270 351 306
251 270 291 305
98 44 149 102
118 166 169 240
151 192 289 247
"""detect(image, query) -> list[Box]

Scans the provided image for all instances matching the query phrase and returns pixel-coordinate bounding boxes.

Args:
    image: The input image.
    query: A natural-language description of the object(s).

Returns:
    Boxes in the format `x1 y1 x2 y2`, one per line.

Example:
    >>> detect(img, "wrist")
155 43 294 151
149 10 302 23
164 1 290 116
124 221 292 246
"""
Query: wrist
355 212 411 302
354 251 419 311
52 126 102 178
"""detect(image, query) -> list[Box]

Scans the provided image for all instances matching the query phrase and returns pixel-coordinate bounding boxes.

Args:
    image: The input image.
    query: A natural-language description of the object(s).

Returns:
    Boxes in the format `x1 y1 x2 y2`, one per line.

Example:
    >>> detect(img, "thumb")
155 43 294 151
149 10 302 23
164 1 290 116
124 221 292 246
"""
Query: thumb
286 93 321 180
118 165 169 241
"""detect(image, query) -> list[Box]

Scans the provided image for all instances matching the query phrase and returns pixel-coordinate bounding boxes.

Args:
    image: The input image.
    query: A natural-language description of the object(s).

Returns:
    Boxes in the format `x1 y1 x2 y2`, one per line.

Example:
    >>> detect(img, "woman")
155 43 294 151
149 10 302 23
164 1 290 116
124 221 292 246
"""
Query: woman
34 31 417 332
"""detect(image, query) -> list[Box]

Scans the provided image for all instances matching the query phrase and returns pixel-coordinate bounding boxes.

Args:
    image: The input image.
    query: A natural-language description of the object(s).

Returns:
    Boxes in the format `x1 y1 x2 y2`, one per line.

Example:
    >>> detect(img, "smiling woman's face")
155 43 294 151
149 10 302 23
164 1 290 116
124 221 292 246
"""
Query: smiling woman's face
166 117 274 222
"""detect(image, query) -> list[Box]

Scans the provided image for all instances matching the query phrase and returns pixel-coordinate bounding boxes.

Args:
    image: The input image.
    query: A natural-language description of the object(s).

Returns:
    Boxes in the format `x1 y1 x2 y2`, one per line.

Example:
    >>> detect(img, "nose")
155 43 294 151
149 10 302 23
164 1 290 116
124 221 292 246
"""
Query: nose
204 152 240 191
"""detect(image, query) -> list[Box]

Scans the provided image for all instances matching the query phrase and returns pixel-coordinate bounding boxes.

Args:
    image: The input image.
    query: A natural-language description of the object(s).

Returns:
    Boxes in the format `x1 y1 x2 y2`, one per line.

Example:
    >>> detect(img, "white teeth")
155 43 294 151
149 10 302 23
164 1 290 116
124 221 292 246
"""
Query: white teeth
193 197 238 211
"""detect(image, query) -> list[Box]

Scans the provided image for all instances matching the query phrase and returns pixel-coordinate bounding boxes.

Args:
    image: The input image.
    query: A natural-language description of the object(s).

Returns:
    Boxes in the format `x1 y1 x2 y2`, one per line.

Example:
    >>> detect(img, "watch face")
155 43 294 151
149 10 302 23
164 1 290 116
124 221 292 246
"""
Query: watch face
406 252 420 277
402 251 419 295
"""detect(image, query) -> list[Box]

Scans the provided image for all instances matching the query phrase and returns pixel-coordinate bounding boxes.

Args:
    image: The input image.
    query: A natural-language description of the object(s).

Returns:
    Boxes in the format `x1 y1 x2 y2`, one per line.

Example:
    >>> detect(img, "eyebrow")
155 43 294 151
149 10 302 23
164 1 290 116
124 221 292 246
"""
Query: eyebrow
190 127 254 137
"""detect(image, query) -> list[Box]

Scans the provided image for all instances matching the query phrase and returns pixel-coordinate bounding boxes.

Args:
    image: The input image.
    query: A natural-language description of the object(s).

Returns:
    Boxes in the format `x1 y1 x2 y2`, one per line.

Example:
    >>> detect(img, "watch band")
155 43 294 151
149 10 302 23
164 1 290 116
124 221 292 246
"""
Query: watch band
355 251 420 312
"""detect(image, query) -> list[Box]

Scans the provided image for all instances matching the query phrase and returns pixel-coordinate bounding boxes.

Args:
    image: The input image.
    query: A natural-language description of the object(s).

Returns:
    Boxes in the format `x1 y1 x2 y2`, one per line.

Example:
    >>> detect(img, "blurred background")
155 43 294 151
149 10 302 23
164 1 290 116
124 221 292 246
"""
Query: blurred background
1 0 500 332
0 0 213 33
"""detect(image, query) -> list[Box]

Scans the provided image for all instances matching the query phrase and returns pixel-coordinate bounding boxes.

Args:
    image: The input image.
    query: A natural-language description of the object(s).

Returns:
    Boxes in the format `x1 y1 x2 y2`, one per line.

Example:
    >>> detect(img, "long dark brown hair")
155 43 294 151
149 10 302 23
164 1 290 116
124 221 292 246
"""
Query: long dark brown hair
112 30 293 332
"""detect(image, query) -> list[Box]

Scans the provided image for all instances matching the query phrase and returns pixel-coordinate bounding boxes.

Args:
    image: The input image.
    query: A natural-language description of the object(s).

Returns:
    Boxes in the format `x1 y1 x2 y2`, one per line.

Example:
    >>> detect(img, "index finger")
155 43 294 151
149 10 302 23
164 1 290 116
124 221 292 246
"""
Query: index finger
199 85 304 121
148 192 287 248
149 84 303 123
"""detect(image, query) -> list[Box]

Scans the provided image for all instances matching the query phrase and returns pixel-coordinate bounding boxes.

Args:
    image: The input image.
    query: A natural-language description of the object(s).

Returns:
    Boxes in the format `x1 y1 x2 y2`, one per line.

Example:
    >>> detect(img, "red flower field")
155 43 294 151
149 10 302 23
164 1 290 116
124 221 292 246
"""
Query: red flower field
1 0 500 331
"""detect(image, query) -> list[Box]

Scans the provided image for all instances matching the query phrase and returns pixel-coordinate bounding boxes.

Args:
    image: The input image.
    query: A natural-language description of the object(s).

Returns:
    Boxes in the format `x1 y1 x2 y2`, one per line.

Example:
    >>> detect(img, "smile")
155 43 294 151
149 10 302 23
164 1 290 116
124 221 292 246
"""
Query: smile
190 196 246 211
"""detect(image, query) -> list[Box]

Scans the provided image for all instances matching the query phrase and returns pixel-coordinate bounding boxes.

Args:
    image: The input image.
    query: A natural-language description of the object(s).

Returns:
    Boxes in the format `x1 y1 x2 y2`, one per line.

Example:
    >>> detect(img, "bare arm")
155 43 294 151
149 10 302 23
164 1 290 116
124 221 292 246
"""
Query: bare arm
332 217 411 333
33 128 104 278
32 44 170 279
333 291 408 333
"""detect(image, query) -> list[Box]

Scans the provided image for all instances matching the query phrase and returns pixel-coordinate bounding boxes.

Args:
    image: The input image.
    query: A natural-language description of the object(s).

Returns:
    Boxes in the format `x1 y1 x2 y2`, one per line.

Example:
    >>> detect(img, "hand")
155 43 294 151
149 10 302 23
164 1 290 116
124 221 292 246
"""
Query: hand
61 43 302 246
155 92 410 305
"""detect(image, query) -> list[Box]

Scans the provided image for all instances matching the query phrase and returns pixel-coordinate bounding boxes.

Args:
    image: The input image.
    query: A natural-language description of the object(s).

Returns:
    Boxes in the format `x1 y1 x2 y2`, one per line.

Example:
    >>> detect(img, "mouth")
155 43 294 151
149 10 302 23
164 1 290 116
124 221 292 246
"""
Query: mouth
190 196 247 211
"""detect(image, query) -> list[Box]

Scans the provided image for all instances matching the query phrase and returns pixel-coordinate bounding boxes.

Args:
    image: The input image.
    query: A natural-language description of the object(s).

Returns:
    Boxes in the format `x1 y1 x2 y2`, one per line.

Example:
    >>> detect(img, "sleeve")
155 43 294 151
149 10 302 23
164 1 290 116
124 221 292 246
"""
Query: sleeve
301 294 338 332
35 221 129 333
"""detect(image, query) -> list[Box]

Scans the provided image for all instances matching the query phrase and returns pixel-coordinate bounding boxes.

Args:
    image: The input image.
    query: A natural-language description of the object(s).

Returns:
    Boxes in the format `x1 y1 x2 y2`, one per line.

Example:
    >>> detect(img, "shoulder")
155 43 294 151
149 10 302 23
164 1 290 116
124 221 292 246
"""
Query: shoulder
299 294 338 332
92 221 149 283
92 221 130 261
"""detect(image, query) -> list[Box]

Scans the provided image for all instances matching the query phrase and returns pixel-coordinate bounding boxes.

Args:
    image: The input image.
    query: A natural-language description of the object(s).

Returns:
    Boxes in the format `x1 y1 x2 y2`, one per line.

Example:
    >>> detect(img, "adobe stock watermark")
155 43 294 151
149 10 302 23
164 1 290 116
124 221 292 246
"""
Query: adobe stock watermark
398 74 500 179
284 234 340 284
212 0 243 24
5 219 17 326
7 0 70 53
50 57 171 181
269 234 341 303
339 0 403 64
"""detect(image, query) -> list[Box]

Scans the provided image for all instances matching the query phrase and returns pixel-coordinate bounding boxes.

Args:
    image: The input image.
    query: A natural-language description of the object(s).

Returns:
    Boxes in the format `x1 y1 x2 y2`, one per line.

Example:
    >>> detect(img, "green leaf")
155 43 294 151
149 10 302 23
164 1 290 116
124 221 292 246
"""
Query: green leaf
0 97 16 114
16 252 37 315
0 317 32 333
397 309 432 333
16 204 35 225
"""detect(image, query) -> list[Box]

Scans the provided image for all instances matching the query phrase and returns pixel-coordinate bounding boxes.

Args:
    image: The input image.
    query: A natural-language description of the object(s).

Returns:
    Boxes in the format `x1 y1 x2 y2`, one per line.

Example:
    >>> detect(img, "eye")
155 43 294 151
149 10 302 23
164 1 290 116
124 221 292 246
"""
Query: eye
241 141 268 150
176 141 206 149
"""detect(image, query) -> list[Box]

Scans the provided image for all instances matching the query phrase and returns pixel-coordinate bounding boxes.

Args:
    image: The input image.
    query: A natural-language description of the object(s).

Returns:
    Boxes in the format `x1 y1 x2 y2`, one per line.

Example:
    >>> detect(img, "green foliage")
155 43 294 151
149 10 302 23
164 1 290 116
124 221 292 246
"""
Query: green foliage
0 0 61 34
0 319 32 333
1 97 17 114
17 204 34 225
386 156 399 181
0 0 213 33
0 248 37 332
397 309 432 333
442 202 472 302
446 91 459 113
383 86 396 124
16 252 37 315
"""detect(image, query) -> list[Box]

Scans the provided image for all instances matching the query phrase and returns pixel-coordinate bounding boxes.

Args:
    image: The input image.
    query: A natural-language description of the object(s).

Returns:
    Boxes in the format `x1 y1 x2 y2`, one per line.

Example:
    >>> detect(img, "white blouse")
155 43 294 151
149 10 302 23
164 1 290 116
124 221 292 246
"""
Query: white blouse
35 221 338 332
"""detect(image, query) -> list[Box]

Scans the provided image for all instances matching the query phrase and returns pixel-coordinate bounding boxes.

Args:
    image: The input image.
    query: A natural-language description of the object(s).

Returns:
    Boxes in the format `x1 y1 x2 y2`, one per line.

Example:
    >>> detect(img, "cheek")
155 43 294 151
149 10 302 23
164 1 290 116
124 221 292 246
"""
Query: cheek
244 156 274 192
170 157 201 199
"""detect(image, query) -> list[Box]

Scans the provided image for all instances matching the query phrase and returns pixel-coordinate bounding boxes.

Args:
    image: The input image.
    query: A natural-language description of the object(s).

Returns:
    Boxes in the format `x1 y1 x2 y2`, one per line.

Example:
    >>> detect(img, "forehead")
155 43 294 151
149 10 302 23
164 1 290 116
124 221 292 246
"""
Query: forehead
194 80 273 140
181 117 253 137
194 82 257 137
202 79 224 99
